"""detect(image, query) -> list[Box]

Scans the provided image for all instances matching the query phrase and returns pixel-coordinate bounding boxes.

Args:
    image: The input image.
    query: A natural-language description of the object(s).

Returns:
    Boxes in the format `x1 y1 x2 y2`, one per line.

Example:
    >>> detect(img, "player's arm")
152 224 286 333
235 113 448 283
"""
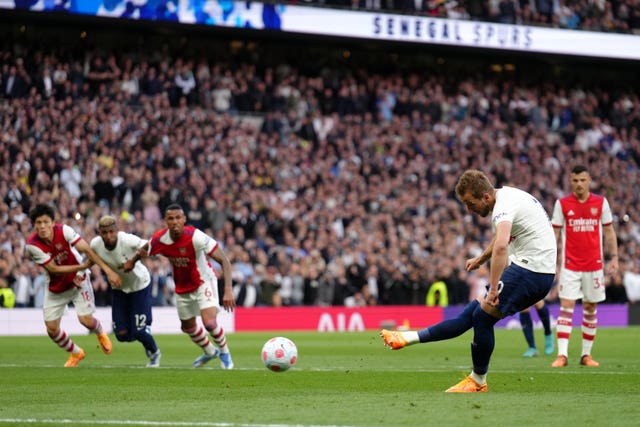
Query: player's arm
209 245 236 312
552 226 563 274
485 221 511 307
74 238 122 288
603 223 619 275
41 259 92 275
123 242 149 273
465 236 495 272
551 200 564 244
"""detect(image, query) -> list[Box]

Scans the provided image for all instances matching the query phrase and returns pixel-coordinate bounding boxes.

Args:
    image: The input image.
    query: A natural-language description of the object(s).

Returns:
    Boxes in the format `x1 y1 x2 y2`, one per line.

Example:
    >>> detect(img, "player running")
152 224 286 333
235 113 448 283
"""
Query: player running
25 203 122 367
124 203 235 369
91 216 162 368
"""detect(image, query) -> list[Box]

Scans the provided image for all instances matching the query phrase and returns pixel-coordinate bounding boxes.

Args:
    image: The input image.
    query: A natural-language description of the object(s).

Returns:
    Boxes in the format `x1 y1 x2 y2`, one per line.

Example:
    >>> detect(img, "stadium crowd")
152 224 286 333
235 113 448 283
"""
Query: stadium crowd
1 26 639 310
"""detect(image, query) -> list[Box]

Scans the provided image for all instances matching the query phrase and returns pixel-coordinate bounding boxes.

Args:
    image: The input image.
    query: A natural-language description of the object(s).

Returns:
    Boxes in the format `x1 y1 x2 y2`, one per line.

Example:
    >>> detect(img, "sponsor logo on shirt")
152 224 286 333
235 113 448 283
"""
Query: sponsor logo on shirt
568 218 598 232
169 257 190 267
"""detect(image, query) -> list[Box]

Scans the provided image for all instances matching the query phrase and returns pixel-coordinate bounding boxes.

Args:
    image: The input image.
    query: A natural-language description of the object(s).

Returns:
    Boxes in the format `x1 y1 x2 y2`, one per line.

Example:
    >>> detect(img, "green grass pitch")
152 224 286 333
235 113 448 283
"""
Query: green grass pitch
1 327 639 427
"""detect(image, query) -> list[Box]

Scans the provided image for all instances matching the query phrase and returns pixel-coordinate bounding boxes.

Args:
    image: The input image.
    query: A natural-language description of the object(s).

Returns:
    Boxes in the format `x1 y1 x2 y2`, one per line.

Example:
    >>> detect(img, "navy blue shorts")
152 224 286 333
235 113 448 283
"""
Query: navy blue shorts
111 285 153 334
495 264 555 317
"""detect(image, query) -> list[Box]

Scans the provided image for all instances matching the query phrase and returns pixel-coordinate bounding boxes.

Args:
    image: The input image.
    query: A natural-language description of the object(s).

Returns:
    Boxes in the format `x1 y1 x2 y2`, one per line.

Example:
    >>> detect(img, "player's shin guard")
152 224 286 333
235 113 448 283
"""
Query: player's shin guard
51 329 77 353
581 309 597 356
87 317 105 336
185 325 216 354
208 325 229 352
556 307 573 356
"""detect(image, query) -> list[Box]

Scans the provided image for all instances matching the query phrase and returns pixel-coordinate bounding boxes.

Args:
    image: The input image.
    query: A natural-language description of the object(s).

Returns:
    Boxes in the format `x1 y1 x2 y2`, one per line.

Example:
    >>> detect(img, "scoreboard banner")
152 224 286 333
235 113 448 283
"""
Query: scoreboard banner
1 0 640 61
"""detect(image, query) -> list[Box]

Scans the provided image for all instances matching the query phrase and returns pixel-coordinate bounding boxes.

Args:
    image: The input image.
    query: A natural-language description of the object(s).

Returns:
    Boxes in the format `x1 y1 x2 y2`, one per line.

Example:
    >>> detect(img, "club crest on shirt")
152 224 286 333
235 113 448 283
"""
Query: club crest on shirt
591 208 599 216
179 247 187 254
55 243 63 250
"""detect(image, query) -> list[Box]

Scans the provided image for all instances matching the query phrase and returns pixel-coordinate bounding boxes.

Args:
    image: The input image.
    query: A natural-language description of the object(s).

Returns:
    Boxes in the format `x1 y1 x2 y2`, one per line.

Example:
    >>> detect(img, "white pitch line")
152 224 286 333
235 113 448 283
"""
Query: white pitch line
0 419 362 427
0 363 636 375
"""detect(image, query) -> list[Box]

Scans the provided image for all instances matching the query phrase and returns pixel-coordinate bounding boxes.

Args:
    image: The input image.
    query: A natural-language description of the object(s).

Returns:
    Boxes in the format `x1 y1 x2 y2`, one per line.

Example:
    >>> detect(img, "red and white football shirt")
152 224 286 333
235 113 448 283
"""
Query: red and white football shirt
148 225 219 294
25 224 83 293
551 193 613 272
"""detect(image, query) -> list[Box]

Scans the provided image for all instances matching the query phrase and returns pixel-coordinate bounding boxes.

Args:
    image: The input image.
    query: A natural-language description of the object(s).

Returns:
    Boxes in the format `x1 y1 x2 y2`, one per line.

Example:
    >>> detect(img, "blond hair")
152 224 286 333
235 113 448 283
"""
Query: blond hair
98 215 117 229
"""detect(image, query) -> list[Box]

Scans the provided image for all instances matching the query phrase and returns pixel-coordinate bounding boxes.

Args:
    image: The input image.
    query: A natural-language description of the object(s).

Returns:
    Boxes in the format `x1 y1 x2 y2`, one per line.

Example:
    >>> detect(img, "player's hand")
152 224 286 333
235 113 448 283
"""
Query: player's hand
485 287 499 307
606 258 619 276
121 259 135 273
107 271 122 289
72 273 85 289
465 257 481 272
222 289 236 312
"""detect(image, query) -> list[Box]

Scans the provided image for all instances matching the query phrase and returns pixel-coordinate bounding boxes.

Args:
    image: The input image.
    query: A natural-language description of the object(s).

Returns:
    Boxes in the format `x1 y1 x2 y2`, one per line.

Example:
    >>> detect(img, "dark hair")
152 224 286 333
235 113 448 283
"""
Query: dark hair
164 203 184 215
29 203 55 224
571 165 588 175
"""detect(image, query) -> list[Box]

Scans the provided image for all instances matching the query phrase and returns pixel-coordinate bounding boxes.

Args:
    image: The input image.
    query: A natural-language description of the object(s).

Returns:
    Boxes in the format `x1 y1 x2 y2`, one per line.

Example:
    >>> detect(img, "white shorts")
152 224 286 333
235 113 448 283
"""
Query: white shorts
43 276 96 321
557 267 606 303
176 282 220 320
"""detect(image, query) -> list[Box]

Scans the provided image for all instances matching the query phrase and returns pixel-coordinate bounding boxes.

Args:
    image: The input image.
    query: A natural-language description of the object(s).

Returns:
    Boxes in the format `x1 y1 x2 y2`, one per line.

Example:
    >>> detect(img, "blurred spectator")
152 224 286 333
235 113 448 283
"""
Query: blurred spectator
623 262 640 303
12 262 32 308
30 264 46 308
257 265 283 306
86 54 120 96
175 63 197 105
59 160 82 201
2 64 29 99
0 277 16 308
606 269 628 303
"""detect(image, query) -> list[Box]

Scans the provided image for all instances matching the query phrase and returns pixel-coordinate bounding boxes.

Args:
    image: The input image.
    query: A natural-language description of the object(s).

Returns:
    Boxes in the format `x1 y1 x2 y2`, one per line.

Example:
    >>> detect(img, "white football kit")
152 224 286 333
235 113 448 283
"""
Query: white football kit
492 186 557 274
90 231 150 293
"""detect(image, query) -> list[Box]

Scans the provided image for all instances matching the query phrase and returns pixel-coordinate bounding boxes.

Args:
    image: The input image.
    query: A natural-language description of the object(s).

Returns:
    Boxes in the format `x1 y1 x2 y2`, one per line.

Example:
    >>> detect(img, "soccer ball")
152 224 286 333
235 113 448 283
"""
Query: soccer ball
261 336 298 372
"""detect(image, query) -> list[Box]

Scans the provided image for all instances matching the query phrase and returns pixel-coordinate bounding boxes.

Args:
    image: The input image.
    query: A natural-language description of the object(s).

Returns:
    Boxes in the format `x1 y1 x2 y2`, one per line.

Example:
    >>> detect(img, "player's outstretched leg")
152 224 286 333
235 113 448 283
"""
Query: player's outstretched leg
381 301 478 350
380 329 410 350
